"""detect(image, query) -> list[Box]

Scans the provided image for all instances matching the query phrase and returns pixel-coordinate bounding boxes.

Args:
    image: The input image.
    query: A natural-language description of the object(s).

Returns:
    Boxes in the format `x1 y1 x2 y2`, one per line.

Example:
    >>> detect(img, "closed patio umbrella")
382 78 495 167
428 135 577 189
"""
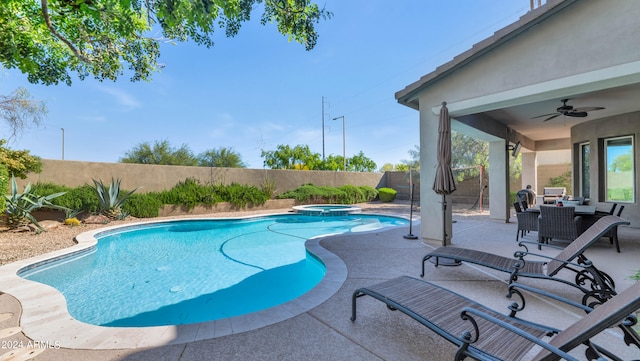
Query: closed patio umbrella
432 101 456 246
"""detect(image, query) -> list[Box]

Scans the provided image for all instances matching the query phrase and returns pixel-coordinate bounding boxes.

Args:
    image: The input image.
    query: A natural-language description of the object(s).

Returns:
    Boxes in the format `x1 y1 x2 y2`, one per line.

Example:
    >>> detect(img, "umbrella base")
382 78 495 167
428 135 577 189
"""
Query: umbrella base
428 257 461 267
403 234 418 239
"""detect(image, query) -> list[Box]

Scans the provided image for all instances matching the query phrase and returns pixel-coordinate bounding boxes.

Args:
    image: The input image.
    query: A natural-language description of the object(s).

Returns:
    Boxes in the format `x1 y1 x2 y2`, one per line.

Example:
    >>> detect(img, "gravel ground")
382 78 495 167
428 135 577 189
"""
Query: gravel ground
0 201 487 267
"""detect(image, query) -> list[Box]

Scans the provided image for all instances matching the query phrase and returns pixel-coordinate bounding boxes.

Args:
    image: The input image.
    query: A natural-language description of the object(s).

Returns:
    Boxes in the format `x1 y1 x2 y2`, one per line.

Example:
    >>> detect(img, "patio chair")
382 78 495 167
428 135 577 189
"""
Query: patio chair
351 276 640 361
421 216 630 306
605 205 625 252
537 205 582 248
514 201 538 242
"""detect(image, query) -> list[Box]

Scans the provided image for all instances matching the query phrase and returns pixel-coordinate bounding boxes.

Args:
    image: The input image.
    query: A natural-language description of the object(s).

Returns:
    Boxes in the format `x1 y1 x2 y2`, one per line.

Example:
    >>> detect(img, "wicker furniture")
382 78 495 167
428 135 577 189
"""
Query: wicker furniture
514 201 538 242
422 216 629 305
351 276 640 361
537 205 582 247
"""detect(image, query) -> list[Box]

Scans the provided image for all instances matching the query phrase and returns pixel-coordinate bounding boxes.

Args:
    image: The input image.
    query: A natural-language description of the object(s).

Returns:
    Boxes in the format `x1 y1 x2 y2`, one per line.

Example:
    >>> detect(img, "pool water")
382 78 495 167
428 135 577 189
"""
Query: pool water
21 214 407 327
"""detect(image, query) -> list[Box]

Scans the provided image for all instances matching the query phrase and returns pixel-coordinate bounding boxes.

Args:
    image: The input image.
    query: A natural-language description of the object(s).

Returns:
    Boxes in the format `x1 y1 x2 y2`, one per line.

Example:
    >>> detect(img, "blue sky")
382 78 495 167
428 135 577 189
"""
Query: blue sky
1 1 532 169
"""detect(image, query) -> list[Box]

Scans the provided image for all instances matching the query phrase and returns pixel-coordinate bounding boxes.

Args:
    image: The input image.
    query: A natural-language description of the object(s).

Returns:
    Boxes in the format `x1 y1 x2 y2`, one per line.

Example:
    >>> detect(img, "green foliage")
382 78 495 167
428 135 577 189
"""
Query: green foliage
212 183 269 208
277 184 376 204
0 139 42 178
156 178 221 208
261 144 321 170
261 144 377 172
122 193 163 218
1 0 331 85
33 183 99 214
92 178 139 219
120 140 198 165
378 188 397 202
547 171 572 195
156 178 269 209
3 176 68 231
347 151 377 172
0 164 8 214
197 147 247 168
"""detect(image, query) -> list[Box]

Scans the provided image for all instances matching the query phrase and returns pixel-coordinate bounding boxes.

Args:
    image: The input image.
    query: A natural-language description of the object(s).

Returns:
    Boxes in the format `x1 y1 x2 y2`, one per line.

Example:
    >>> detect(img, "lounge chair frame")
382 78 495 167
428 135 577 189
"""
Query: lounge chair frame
421 216 629 306
351 276 640 361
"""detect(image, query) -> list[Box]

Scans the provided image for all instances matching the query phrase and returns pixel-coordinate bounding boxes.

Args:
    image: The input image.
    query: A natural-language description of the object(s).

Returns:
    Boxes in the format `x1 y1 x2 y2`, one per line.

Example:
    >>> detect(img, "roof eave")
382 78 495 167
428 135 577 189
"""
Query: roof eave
395 0 578 110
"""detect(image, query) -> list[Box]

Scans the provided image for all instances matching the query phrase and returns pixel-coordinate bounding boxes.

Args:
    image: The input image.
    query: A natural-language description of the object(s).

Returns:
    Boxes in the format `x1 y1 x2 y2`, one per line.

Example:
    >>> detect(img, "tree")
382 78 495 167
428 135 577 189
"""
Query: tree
347 151 376 172
120 140 198 165
261 144 320 170
0 87 47 139
451 131 488 182
198 147 246 168
0 139 42 178
609 150 633 172
2 0 332 85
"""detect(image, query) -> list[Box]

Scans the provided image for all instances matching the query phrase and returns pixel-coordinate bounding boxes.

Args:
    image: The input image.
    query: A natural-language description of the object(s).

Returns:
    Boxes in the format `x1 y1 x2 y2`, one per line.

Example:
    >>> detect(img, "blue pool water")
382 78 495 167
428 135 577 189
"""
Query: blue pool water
21 214 407 327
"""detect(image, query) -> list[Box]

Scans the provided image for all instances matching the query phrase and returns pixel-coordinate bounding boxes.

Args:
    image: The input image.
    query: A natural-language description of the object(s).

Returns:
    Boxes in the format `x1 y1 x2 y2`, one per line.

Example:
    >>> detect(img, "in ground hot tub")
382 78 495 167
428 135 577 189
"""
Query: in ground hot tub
292 204 362 216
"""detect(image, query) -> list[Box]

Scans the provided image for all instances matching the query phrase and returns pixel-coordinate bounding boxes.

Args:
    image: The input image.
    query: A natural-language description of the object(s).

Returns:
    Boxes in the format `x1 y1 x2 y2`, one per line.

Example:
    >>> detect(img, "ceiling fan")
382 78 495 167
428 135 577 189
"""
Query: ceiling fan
532 99 605 122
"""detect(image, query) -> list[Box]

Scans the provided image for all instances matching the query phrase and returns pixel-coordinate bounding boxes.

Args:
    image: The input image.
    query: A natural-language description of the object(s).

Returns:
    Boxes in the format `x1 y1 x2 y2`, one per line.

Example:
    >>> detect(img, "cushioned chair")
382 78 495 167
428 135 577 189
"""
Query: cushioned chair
537 205 582 248
513 201 537 242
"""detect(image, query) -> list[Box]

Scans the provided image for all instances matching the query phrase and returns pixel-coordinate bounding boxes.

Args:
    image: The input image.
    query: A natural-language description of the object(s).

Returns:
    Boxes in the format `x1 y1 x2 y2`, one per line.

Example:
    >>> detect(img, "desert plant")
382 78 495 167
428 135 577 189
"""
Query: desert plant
3 176 68 231
92 178 139 220
378 187 397 202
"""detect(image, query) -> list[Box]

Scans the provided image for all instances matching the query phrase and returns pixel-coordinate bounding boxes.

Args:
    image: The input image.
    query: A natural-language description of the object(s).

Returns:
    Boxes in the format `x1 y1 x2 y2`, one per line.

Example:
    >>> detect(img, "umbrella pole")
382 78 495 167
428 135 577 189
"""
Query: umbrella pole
429 193 460 266
442 194 447 247
404 183 418 239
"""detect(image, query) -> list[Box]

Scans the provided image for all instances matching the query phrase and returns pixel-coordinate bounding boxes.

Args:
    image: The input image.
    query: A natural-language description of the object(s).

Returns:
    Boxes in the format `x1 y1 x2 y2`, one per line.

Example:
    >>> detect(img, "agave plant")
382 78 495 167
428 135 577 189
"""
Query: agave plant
92 178 139 220
3 176 68 231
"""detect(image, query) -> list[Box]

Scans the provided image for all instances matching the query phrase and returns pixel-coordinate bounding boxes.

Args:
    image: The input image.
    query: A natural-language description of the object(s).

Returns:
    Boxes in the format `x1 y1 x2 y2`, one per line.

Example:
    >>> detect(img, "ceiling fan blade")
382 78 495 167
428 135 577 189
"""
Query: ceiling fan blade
531 112 560 119
573 106 605 112
543 114 561 122
566 111 588 117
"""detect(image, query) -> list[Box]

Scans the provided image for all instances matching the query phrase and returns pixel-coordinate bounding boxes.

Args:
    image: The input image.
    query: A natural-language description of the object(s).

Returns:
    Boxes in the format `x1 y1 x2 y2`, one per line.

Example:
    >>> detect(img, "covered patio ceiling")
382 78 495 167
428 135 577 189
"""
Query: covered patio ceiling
482 82 640 143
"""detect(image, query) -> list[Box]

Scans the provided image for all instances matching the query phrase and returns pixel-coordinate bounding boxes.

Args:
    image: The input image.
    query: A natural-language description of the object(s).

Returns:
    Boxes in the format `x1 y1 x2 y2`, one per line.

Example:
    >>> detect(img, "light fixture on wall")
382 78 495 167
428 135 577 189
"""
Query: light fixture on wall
507 141 521 157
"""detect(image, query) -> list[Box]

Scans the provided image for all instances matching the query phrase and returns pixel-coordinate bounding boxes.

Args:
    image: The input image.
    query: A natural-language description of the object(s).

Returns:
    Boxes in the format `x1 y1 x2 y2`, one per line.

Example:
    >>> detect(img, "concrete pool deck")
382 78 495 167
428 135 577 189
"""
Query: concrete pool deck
0 202 639 360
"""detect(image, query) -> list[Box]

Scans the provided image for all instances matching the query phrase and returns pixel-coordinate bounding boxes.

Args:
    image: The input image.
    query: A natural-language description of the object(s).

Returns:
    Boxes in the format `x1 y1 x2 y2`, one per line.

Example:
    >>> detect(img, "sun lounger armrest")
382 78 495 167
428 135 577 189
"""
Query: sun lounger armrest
517 240 565 252
458 307 579 361
511 251 595 270
508 283 592 313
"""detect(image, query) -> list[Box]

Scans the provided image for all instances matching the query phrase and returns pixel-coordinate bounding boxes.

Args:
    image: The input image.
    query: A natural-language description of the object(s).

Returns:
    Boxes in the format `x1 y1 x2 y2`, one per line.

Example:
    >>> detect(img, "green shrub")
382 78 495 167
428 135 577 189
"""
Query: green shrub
156 178 220 208
0 164 8 214
122 193 163 218
359 186 378 202
33 183 99 214
277 184 378 204
212 183 269 208
378 187 397 202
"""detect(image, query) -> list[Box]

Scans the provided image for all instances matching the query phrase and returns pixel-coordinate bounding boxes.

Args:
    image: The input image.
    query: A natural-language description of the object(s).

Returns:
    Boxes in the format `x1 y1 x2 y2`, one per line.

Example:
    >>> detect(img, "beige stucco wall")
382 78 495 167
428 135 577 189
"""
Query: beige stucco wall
400 1 640 239
18 160 387 195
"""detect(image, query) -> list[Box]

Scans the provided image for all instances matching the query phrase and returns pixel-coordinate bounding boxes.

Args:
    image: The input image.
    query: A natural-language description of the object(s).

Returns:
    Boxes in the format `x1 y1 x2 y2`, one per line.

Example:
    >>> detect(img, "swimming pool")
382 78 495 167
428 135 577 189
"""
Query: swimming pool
19 214 408 328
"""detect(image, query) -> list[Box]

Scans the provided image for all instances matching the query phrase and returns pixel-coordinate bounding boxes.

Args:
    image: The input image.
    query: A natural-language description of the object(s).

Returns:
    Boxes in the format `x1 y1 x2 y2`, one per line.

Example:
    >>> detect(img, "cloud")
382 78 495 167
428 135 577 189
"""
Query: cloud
97 86 141 111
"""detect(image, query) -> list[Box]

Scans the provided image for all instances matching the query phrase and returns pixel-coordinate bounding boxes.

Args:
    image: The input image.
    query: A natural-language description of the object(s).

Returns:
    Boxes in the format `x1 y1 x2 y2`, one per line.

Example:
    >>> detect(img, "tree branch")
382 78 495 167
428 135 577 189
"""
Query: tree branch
40 0 90 62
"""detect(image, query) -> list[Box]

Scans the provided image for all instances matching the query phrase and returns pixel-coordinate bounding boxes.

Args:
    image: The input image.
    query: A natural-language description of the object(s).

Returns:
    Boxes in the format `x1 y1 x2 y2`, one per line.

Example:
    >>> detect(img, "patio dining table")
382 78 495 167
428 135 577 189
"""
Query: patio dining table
526 205 597 216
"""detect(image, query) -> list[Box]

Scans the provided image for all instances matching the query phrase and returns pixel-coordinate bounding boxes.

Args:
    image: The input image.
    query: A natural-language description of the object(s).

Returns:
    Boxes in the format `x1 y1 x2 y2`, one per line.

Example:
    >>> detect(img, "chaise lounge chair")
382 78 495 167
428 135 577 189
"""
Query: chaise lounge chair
421 216 629 306
351 276 640 361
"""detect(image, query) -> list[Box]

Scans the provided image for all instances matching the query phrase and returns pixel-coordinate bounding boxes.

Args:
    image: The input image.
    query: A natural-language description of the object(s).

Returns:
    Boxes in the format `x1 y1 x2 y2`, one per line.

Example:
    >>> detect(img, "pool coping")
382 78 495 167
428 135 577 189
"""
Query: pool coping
0 213 407 349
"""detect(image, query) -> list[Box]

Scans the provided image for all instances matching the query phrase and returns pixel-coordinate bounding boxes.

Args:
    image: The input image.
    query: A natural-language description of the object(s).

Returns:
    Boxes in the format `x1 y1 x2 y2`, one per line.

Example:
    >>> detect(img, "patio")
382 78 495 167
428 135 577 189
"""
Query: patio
0 203 638 360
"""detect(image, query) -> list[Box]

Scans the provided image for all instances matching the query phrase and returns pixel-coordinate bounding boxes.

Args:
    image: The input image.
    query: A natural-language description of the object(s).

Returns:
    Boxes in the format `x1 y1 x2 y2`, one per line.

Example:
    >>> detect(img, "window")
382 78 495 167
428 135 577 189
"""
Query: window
579 142 590 198
605 136 634 202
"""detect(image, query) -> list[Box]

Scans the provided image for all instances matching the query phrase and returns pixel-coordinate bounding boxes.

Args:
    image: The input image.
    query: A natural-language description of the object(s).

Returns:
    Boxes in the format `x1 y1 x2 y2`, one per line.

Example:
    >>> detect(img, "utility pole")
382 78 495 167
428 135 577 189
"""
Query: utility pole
321 96 325 160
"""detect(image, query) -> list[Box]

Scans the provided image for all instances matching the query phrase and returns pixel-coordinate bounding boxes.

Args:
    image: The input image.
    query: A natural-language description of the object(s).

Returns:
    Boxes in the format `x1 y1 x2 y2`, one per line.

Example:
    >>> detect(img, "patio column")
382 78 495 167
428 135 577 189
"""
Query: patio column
419 106 451 243
488 140 509 222
521 152 538 198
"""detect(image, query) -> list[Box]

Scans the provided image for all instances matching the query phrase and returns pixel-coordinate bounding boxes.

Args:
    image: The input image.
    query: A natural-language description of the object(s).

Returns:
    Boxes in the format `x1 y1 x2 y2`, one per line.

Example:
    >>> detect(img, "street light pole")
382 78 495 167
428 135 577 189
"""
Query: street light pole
332 116 346 171
61 128 65 160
